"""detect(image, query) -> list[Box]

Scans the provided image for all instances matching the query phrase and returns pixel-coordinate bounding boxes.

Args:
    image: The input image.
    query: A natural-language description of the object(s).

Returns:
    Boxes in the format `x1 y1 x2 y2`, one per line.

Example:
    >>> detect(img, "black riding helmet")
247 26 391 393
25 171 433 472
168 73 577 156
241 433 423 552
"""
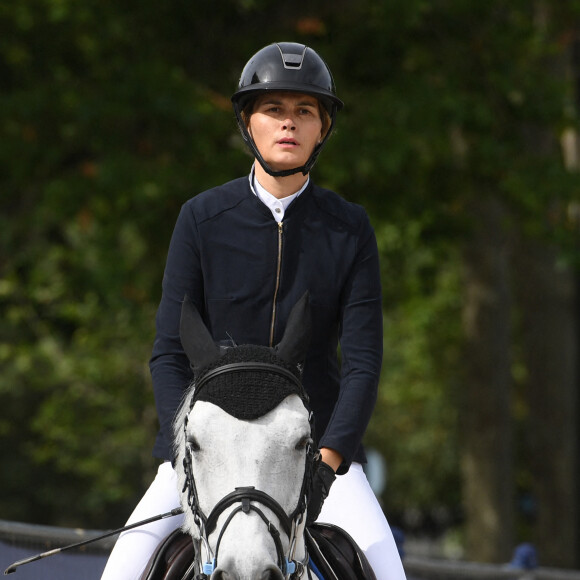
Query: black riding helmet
231 42 344 177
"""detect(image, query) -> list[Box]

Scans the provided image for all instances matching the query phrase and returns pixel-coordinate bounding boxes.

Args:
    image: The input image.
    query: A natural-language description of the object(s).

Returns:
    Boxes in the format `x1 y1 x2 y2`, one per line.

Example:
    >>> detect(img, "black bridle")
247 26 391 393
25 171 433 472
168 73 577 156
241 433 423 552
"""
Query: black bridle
180 361 317 579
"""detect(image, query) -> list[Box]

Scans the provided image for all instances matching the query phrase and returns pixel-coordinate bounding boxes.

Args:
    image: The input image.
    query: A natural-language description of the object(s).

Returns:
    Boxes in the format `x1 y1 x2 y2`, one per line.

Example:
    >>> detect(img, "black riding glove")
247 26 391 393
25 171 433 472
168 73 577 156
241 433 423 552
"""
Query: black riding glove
307 460 336 525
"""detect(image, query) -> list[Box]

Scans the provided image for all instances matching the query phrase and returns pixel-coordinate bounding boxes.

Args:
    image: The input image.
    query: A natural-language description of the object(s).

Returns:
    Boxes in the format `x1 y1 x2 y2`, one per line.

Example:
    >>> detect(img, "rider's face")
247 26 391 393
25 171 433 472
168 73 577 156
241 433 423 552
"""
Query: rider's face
248 92 323 173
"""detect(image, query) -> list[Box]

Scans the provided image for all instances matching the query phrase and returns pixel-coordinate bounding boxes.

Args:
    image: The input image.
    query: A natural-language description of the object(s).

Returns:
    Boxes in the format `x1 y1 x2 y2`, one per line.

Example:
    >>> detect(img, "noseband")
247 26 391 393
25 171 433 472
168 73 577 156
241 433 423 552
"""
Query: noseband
180 361 316 579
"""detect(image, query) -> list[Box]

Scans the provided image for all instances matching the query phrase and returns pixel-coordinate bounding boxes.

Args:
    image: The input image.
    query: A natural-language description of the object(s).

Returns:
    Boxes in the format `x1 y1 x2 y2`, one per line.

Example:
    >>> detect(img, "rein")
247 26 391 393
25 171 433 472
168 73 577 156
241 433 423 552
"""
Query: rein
180 360 316 579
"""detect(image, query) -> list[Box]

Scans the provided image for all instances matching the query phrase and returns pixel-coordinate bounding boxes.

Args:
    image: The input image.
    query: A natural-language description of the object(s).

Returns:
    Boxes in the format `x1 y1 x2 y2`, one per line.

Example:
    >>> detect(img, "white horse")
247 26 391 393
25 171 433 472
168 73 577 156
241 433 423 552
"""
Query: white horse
172 294 315 579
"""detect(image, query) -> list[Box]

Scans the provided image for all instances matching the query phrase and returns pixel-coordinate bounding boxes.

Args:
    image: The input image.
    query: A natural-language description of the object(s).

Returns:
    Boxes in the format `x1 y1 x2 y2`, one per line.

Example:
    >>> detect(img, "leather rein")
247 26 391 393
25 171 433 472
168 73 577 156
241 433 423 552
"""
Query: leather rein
180 361 317 579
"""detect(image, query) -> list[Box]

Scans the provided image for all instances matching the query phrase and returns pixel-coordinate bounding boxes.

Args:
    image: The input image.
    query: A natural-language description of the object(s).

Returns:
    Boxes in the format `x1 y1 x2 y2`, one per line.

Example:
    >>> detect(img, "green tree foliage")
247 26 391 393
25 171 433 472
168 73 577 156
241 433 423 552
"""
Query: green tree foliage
1 0 579 564
0 0 251 526
319 2 580 550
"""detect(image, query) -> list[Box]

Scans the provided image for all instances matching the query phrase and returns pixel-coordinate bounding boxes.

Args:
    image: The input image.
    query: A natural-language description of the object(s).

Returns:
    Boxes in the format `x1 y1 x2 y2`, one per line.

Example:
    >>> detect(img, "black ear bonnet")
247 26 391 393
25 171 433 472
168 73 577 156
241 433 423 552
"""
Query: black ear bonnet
179 292 313 420
190 344 309 420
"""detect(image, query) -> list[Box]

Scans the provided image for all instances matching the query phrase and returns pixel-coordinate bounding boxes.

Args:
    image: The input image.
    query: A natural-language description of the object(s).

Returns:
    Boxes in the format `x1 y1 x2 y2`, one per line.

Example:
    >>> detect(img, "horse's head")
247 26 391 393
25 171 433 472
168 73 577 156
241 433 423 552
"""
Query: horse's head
173 293 315 579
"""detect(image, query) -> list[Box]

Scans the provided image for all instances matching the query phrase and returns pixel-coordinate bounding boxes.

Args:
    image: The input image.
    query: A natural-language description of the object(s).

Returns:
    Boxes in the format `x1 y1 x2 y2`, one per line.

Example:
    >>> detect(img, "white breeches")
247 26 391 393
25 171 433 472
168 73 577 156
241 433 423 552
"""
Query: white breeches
100 462 406 580
317 463 406 580
100 462 185 580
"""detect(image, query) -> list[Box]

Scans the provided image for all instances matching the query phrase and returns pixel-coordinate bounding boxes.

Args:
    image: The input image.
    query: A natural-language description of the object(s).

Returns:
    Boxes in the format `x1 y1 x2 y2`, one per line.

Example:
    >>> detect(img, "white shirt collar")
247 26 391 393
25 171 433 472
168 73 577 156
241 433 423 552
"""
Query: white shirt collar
248 165 309 223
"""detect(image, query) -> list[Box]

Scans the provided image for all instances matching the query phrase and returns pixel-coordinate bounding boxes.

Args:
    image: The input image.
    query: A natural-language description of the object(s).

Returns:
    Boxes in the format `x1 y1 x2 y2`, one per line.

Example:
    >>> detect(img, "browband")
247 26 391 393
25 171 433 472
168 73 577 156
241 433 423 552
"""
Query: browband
194 362 303 398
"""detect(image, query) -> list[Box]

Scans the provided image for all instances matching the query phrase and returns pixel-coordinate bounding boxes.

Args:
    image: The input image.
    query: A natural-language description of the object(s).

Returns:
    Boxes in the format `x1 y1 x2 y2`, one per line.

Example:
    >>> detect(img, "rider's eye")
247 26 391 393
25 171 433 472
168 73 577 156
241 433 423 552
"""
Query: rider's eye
295 436 312 451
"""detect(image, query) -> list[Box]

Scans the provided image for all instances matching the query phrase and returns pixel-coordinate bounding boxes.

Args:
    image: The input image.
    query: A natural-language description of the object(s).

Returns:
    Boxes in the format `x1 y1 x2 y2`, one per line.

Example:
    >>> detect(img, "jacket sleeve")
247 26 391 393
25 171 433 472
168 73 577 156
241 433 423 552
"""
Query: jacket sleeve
318 210 383 474
149 202 203 461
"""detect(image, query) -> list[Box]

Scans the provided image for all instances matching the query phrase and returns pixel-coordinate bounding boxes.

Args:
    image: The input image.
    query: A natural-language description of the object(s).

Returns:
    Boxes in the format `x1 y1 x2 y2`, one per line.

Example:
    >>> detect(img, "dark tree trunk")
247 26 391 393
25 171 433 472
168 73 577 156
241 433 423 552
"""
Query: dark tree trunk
514 241 579 568
461 197 515 562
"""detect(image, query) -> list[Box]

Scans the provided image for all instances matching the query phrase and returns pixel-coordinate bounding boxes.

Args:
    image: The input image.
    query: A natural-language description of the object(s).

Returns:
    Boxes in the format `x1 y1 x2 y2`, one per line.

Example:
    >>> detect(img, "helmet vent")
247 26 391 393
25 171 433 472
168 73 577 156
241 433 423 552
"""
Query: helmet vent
276 43 306 70
282 53 303 69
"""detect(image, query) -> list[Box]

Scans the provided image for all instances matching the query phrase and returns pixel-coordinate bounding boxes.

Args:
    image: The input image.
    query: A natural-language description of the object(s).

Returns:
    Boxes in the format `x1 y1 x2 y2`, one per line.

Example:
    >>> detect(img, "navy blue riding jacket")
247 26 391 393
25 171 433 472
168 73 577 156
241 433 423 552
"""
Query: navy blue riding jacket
149 176 383 474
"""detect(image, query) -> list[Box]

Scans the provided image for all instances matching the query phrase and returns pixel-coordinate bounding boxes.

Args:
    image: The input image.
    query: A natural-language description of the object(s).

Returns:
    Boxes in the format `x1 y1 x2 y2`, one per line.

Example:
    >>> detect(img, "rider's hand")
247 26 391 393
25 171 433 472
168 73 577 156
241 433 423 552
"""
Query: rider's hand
306 459 336 525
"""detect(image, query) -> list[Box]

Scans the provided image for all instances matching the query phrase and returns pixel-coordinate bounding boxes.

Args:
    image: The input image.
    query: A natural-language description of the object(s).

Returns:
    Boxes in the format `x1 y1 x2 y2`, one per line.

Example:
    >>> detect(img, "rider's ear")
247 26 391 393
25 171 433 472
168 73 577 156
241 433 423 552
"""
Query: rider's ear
275 291 312 366
180 295 220 370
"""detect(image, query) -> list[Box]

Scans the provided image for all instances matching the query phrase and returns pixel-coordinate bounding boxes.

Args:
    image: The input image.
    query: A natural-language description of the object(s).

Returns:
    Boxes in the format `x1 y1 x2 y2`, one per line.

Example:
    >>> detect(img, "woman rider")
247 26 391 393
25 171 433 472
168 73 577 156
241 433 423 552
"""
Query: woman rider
101 42 406 580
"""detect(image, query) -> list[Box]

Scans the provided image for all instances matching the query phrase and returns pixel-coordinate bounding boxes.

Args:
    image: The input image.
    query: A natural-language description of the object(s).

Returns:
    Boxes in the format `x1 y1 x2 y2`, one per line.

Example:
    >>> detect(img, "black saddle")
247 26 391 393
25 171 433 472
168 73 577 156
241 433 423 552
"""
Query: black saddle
141 523 377 580
306 523 377 580
140 529 195 580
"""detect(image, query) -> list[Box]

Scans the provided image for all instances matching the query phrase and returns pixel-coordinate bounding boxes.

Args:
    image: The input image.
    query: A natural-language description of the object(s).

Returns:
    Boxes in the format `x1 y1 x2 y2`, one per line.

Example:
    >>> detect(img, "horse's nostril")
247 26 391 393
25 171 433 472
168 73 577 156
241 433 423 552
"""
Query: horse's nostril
212 566 282 580
212 571 238 580
260 566 284 580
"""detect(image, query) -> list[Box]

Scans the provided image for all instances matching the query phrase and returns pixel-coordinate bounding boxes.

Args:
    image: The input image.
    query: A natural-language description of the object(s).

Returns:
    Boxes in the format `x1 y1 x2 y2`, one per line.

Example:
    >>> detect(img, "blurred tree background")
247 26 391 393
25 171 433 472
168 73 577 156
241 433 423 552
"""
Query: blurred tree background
1 0 579 568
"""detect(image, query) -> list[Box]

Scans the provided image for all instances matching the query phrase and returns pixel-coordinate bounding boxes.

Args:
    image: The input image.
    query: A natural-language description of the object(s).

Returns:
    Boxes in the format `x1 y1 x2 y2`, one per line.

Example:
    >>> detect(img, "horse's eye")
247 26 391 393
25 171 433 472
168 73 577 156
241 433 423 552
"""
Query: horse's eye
295 436 312 451
188 437 201 452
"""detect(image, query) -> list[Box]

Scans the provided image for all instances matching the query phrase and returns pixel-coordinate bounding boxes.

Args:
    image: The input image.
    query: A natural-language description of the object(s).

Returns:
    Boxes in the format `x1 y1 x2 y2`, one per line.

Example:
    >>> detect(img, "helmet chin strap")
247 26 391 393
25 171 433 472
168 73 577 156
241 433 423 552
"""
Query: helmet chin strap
260 162 308 178
255 145 322 178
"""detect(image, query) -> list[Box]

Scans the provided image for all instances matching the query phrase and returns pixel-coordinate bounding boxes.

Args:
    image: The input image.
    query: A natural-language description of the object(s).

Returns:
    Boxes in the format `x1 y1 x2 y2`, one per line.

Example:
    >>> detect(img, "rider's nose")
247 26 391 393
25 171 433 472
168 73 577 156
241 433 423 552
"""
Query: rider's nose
282 118 296 131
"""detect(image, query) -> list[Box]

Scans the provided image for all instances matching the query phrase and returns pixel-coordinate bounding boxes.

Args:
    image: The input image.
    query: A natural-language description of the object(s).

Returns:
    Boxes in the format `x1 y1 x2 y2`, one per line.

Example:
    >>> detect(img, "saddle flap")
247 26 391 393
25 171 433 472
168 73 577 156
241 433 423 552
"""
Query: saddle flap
140 529 195 580
307 523 377 580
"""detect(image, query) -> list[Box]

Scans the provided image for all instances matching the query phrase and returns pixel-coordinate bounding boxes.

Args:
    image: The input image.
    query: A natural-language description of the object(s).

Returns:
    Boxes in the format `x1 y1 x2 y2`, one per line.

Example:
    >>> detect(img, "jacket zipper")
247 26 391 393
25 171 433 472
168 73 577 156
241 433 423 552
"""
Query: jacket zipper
269 221 283 347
